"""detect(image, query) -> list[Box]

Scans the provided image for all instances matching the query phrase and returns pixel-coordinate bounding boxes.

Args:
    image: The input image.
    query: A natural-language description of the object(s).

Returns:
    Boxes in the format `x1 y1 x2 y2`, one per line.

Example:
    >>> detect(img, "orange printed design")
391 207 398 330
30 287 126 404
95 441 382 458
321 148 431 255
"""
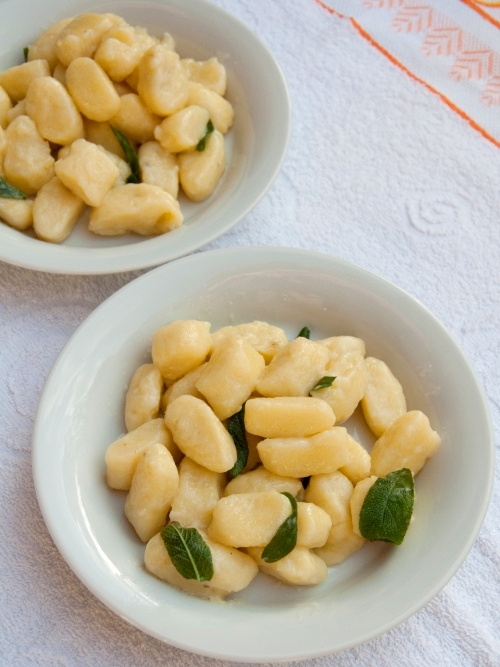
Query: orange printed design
392 5 434 32
450 48 496 81
363 0 404 8
313 0 500 146
420 12 463 56
349 17 500 147
421 26 463 56
360 0 500 105
482 76 500 105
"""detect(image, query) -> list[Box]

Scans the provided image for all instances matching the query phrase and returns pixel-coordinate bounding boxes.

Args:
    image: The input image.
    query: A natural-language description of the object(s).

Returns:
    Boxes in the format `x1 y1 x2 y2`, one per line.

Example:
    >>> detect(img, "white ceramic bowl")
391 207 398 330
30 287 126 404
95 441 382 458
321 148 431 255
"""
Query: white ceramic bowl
32 247 494 661
0 0 290 274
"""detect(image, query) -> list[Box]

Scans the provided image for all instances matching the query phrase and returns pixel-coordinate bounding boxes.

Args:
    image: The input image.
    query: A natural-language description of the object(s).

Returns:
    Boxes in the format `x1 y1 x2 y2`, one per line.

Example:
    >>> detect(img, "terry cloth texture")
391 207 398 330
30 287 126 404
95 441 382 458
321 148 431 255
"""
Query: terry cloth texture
0 0 499 665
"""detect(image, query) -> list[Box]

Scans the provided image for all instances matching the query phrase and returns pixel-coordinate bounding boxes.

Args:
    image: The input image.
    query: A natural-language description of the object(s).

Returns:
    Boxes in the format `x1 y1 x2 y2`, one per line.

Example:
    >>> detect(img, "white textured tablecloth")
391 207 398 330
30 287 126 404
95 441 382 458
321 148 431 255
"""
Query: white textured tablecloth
1 0 499 665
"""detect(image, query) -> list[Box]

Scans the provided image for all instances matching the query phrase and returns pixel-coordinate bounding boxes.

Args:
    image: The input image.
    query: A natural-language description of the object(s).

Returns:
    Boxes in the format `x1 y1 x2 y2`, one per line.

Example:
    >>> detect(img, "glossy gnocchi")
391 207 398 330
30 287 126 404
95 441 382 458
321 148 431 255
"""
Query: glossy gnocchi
0 12 233 240
104 319 440 601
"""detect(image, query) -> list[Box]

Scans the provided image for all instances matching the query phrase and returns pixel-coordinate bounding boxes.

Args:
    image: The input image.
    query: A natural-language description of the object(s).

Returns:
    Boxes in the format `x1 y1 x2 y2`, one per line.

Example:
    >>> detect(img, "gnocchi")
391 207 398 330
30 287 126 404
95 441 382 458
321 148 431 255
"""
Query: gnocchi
104 319 440 600
0 12 233 241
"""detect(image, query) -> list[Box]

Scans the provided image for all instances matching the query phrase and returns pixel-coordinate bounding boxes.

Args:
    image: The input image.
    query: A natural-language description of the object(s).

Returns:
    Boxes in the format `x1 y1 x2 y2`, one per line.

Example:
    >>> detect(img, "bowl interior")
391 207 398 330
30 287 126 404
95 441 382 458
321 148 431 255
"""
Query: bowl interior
0 0 290 272
33 248 494 661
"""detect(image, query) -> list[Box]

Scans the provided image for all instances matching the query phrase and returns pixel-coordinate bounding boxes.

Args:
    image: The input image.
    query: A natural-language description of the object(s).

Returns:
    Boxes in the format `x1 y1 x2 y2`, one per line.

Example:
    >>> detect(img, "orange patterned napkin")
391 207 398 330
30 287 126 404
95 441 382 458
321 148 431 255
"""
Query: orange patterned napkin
316 0 500 147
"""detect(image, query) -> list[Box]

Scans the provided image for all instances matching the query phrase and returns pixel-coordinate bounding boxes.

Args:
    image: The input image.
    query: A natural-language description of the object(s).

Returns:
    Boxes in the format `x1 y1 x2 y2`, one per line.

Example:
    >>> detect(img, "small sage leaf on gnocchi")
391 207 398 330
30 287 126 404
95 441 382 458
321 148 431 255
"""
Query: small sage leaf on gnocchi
311 376 336 392
261 492 298 563
228 404 249 478
23 47 29 63
0 176 26 200
111 126 140 183
161 521 214 582
196 119 214 152
297 326 310 339
359 468 414 545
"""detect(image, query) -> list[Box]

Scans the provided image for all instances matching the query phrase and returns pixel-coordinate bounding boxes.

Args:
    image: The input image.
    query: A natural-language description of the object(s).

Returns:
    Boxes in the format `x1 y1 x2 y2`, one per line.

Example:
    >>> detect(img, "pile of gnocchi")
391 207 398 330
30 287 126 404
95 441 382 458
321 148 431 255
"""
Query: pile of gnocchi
104 320 441 600
0 12 233 242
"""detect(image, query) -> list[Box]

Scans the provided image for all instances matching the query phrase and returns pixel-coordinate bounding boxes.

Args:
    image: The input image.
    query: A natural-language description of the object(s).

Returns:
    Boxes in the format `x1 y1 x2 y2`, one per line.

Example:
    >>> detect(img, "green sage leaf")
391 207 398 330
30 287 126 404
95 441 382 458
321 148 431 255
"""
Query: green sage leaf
111 126 140 183
359 468 414 545
196 119 214 151
228 404 248 478
161 522 214 582
311 376 336 392
23 47 29 62
0 177 27 200
261 492 298 563
296 326 310 339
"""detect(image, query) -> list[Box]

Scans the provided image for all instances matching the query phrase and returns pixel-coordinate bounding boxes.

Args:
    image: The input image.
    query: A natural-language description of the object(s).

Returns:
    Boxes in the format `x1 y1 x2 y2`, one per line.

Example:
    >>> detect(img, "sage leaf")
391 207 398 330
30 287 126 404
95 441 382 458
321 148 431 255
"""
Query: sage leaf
0 177 26 200
261 492 298 563
161 522 214 582
23 47 29 62
111 126 140 183
359 468 414 545
228 404 248 478
196 119 214 151
296 326 310 339
311 376 336 392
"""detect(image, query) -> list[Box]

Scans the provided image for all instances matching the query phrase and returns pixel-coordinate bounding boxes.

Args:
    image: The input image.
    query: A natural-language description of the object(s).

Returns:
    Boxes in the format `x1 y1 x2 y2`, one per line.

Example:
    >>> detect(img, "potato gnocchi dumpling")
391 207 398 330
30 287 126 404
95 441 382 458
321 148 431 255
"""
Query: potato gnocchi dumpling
257 428 350 478
138 140 179 199
145 531 258 600
0 12 233 240
66 56 121 122
211 321 288 363
124 363 164 432
370 410 440 477
245 396 335 439
177 128 226 203
111 93 160 143
339 433 372 485
105 418 181 490
152 319 212 383
55 138 119 206
88 183 183 236
256 337 329 397
181 57 227 96
310 351 367 424
224 465 303 497
0 87 13 129
165 395 237 473
361 357 407 437
124 442 179 542
56 13 122 66
104 319 441 600
33 176 86 242
154 104 210 153
350 476 378 537
246 546 328 586
0 59 51 102
305 471 366 566
169 457 225 530
195 338 265 421
0 197 33 230
25 76 84 146
208 491 293 547
28 17 74 71
3 115 54 195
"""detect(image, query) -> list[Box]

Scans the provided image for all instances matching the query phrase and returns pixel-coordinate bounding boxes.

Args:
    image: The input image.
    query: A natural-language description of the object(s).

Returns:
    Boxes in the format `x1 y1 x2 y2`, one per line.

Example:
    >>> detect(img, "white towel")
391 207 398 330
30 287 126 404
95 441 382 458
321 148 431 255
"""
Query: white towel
0 0 498 665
